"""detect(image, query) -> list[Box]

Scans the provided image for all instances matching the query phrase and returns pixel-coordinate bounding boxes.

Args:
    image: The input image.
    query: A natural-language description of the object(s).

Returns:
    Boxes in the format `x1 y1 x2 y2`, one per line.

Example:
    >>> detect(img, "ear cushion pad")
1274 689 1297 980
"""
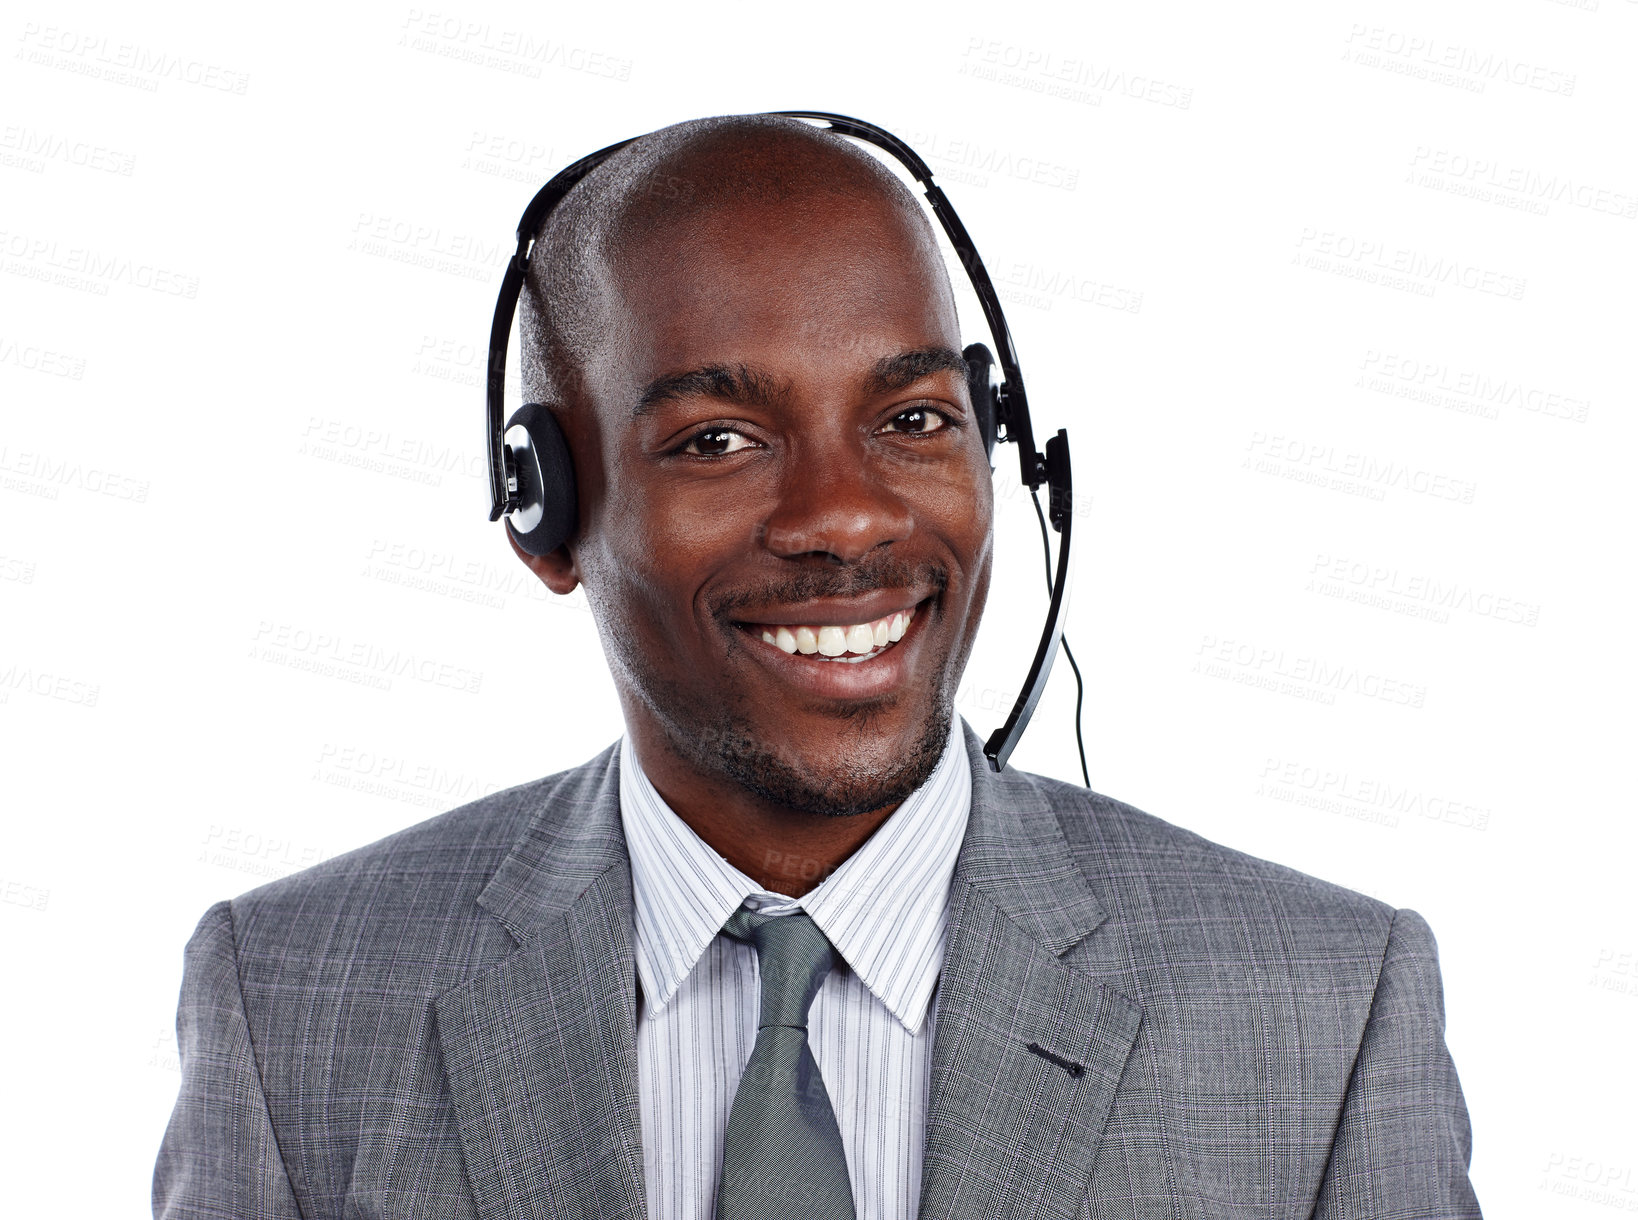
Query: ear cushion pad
502 402 578 557
963 342 998 460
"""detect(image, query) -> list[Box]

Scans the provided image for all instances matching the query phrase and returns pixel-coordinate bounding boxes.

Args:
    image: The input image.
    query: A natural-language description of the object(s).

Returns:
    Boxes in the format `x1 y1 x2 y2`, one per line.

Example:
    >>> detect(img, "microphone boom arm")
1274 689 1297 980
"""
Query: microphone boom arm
983 429 1073 772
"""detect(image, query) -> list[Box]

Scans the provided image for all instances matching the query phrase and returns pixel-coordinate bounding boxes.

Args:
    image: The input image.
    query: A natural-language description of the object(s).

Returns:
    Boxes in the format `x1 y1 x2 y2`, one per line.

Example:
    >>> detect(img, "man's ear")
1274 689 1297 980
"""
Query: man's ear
505 526 581 596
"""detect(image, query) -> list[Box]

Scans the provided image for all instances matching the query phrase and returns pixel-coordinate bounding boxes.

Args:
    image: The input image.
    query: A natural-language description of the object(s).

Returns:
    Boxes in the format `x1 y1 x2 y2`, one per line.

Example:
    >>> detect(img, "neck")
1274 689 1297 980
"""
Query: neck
666 788 900 898
624 725 909 899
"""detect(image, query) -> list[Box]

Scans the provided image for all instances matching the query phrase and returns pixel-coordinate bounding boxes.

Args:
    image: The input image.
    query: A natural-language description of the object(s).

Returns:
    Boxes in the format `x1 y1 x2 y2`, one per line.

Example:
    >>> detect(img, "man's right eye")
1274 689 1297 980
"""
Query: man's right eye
678 428 755 457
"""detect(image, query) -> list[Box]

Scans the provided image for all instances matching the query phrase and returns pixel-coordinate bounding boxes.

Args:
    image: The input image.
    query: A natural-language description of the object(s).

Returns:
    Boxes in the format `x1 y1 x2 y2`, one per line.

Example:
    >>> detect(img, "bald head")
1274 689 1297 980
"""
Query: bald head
505 116 995 835
519 114 951 408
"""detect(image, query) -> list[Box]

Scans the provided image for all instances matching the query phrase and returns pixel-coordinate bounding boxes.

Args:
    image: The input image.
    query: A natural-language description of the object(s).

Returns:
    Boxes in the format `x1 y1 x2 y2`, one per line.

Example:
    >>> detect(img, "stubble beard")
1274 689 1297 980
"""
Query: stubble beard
624 653 956 819
704 697 952 818
600 559 973 819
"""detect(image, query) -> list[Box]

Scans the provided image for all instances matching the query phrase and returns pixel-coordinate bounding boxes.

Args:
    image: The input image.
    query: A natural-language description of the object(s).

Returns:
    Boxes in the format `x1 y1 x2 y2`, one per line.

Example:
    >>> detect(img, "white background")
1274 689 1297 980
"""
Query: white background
2 0 1635 1214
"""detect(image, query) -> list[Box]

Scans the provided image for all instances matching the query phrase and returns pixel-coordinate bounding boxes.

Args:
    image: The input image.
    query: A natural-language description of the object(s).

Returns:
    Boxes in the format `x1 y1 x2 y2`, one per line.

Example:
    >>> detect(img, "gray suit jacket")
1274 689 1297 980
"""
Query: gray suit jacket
155 723 1481 1219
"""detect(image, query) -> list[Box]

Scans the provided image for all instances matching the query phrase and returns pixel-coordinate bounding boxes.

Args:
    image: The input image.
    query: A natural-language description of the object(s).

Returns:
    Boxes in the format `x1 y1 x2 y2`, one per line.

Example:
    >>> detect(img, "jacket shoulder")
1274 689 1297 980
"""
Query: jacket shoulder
223 742 618 962
1012 767 1397 946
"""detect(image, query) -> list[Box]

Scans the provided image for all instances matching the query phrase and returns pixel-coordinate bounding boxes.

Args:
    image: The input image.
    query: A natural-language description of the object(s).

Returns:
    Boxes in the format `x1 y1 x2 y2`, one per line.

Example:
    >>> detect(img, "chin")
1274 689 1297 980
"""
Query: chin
705 699 952 819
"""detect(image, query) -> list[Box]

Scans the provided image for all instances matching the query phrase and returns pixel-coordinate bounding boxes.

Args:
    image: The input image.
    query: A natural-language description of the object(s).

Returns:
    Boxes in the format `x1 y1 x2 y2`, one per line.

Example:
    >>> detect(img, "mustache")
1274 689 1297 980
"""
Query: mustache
711 557 949 621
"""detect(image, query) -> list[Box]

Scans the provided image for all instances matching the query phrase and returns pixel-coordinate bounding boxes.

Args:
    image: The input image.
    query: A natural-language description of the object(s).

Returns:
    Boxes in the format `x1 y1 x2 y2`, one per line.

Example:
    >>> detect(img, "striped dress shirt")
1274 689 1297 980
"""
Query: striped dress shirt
618 715 972 1220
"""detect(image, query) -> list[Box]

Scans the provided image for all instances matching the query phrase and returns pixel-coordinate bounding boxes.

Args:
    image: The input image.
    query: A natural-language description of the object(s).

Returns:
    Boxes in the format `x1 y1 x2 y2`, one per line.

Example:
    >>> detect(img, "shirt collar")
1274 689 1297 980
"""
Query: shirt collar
619 715 972 1035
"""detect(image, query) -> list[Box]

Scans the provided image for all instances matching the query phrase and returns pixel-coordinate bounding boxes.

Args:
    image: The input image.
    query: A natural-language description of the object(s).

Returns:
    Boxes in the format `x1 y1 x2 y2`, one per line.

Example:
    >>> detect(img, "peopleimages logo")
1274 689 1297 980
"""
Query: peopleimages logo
1341 25 1576 96
1244 432 1478 505
1306 553 1540 628
1358 351 1591 424
1293 228 1526 301
997 261 1143 315
909 130 1081 192
1194 635 1428 709
1255 758 1492 832
0 445 150 503
363 537 555 611
1407 147 1636 220
1 229 200 299
0 663 100 707
298 415 484 488
314 742 507 809
250 621 484 695
0 125 135 175
16 23 251 94
958 38 1193 109
0 336 86 379
397 9 633 81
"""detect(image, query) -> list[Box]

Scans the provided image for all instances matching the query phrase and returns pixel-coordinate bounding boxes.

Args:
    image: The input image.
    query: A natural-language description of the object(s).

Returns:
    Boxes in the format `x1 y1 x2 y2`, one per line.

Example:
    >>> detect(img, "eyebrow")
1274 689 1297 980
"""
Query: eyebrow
861 346 969 397
633 364 787 419
631 345 969 420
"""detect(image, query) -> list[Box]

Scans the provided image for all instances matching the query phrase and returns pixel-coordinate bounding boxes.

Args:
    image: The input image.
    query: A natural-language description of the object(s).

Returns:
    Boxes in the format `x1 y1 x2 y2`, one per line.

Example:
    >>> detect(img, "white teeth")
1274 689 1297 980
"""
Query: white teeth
753 603 920 658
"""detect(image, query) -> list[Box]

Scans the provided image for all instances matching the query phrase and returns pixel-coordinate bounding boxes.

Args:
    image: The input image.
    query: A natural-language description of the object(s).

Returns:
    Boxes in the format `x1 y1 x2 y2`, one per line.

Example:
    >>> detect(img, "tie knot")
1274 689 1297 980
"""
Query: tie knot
721 906 838 1031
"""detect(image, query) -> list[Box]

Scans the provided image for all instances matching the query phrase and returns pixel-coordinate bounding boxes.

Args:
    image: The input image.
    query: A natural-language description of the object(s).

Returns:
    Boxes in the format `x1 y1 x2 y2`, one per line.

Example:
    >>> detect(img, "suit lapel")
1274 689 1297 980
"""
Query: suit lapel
429 725 1142 1220
918 726 1143 1220
434 744 648 1220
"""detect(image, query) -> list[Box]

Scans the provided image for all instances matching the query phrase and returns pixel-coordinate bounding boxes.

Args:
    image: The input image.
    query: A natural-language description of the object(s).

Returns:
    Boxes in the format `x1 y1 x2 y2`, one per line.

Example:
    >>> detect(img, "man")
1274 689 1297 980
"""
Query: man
155 115 1482 1219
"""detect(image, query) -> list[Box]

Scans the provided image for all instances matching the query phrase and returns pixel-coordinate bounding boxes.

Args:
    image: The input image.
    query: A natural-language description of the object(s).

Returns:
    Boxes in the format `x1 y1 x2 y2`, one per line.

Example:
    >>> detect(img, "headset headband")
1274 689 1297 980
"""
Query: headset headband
486 111 1045 518
482 110 1074 773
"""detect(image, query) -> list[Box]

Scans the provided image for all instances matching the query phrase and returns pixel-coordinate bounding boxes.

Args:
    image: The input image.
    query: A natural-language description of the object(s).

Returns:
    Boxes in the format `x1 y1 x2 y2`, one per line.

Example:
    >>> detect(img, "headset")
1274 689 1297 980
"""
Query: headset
484 110 1087 781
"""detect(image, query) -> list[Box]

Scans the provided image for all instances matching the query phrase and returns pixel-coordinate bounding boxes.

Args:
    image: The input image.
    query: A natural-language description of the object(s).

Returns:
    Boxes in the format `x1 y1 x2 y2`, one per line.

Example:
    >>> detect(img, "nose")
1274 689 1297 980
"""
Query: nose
758 443 914 563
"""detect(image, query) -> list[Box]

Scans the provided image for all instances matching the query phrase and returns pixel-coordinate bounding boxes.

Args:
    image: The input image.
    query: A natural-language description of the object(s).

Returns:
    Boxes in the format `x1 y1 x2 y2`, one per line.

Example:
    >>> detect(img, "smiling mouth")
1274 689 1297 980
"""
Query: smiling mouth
735 602 921 663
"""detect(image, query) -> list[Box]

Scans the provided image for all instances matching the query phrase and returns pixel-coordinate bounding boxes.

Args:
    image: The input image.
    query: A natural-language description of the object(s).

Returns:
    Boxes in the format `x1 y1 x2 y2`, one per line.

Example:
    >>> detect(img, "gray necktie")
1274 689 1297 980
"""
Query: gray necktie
715 905 857 1220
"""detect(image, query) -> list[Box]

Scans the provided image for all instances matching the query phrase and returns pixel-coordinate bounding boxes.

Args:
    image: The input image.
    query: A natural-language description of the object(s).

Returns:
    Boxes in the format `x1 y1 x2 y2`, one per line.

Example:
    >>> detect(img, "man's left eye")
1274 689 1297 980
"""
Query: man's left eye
881 406 951 434
679 428 756 456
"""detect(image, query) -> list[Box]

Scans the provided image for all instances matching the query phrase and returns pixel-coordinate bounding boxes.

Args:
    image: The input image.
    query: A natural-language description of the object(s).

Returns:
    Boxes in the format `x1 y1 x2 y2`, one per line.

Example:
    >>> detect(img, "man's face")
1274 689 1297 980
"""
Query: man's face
561 188 994 816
